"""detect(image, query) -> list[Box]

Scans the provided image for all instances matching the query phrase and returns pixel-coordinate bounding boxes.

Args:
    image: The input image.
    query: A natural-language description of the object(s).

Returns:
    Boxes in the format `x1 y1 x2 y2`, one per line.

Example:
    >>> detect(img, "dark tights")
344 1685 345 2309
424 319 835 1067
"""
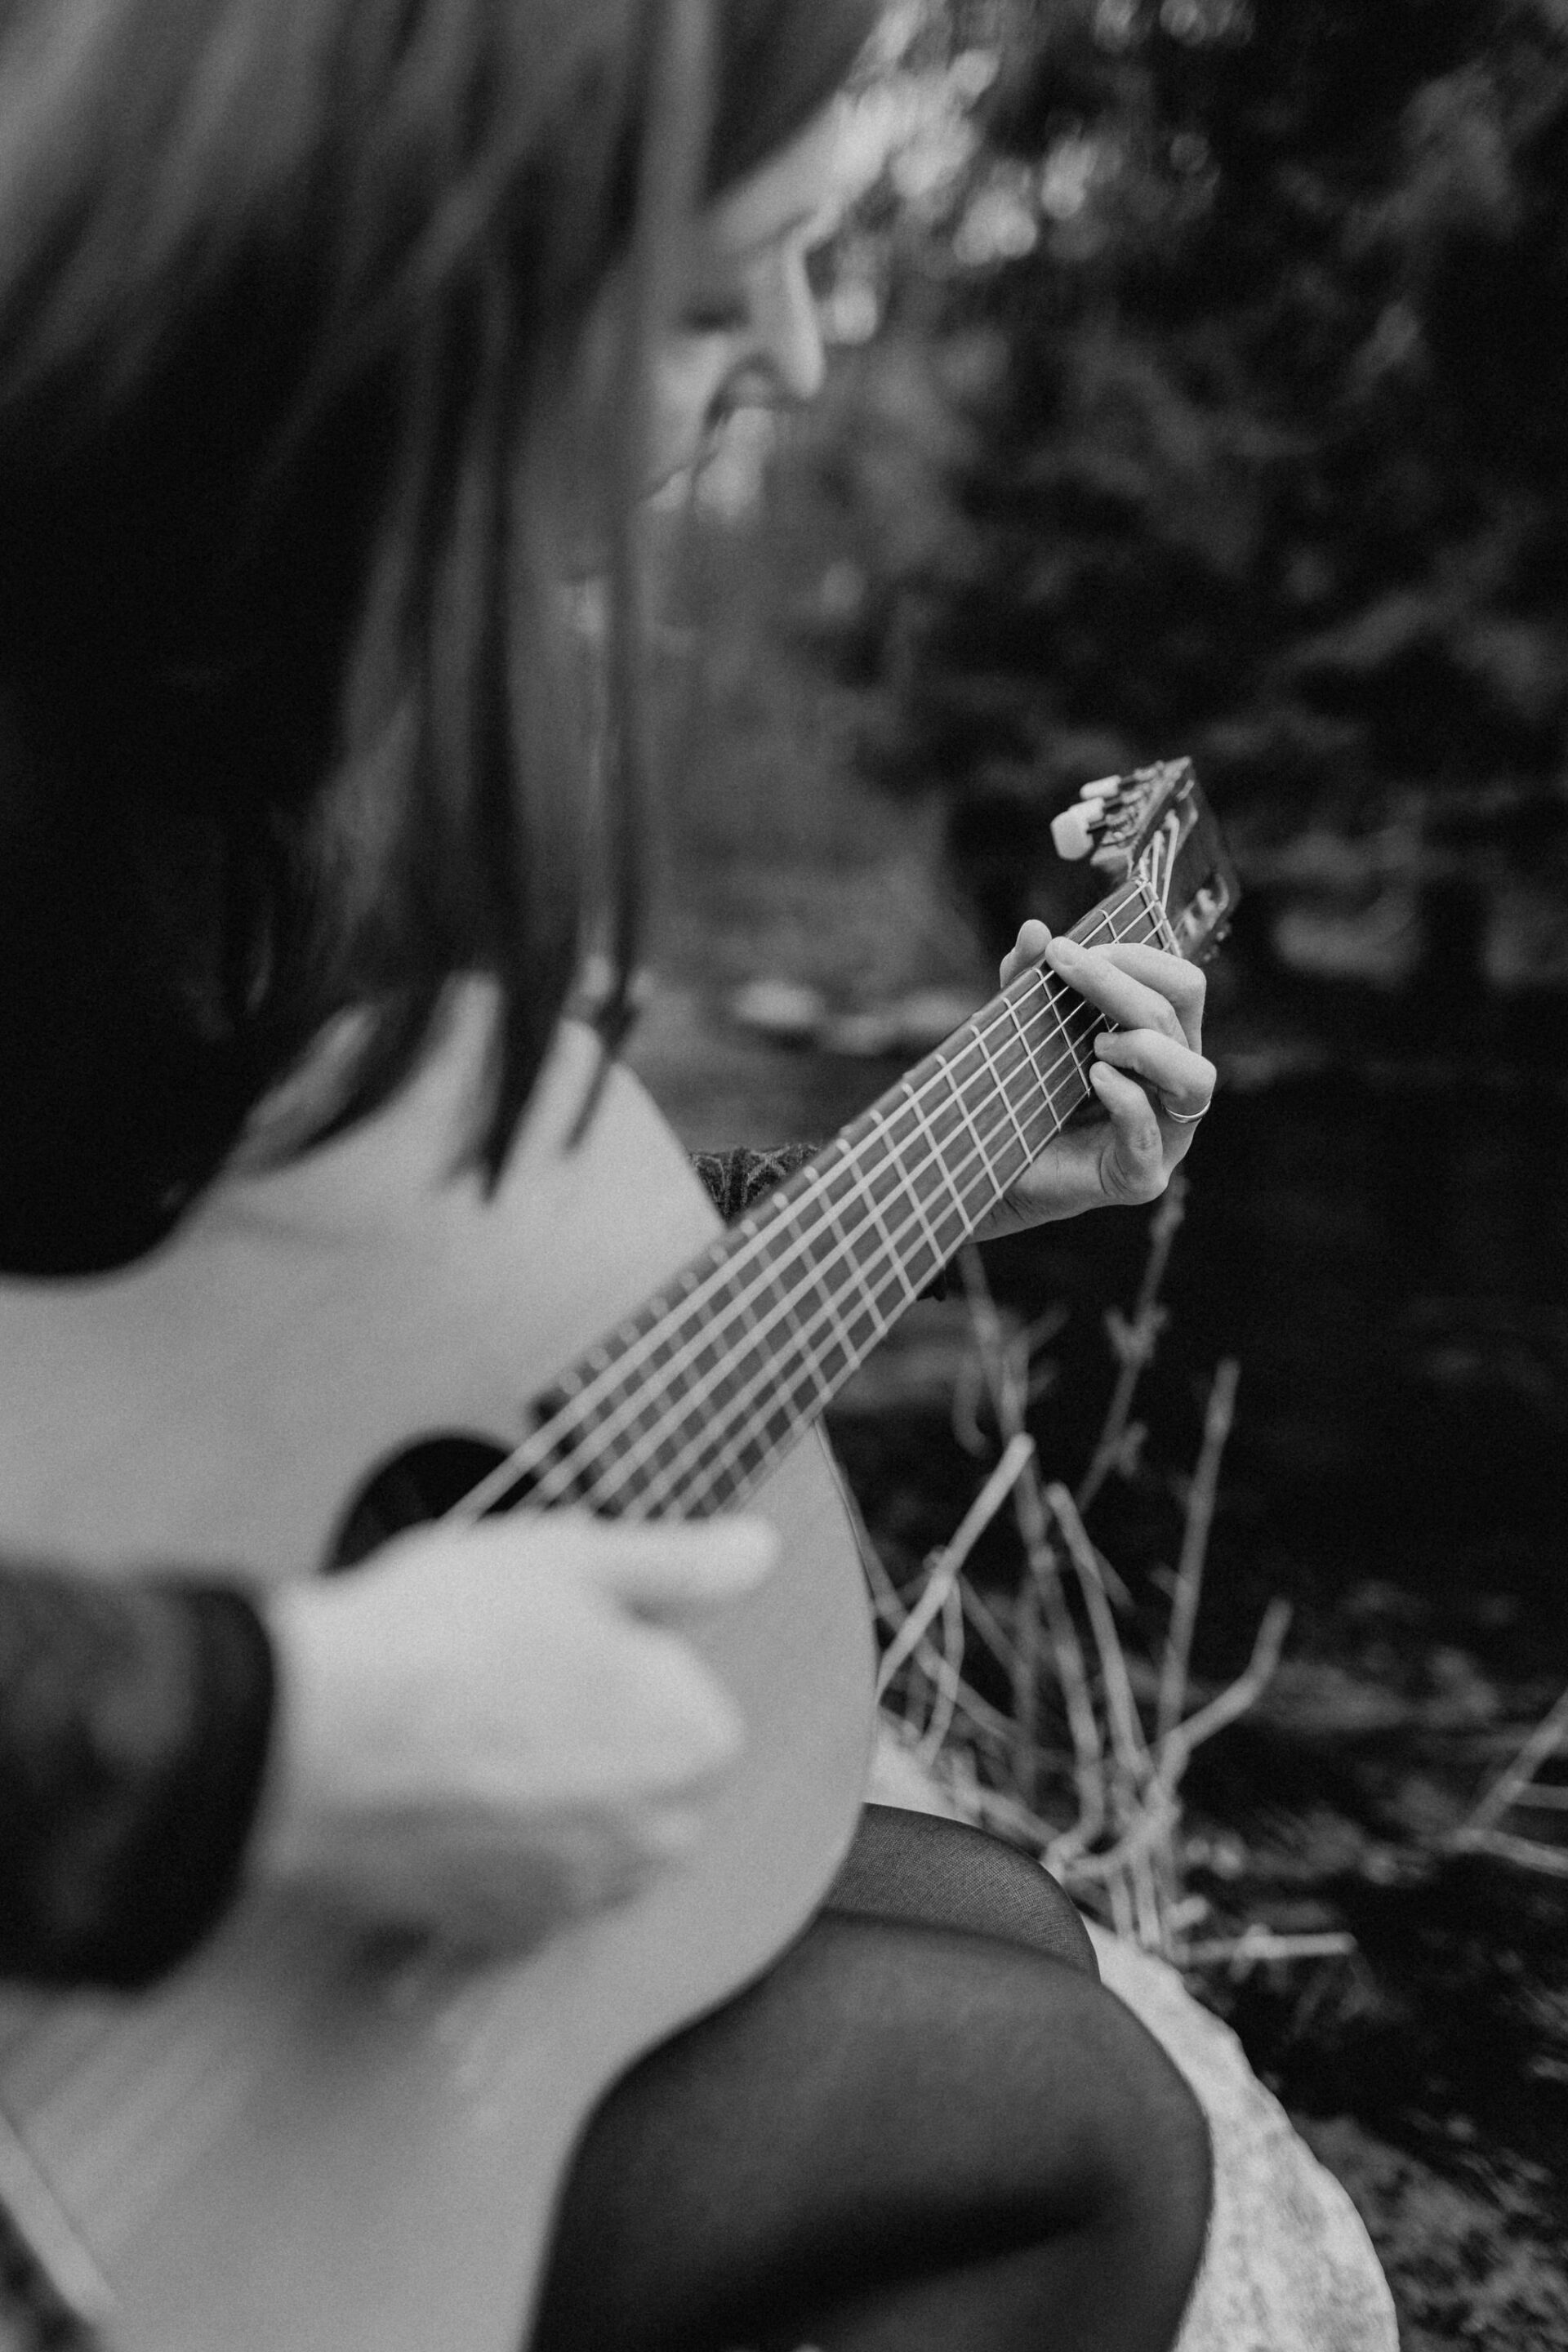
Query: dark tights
532 1806 1211 2352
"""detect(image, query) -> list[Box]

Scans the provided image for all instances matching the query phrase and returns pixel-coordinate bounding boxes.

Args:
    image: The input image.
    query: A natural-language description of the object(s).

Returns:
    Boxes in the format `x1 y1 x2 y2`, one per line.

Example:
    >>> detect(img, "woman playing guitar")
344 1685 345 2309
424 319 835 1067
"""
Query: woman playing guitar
0 2 1218 2345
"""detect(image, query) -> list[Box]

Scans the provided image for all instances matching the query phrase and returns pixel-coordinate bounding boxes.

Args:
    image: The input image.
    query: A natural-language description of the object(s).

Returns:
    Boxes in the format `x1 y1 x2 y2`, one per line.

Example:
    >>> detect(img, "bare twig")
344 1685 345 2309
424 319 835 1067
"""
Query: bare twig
1077 1174 1187 1513
960 1579 1020 1675
1015 1463 1106 1832
959 1250 1105 1817
1182 1927 1357 1976
1046 1481 1152 1784
1062 1782 1180 1884
876 1432 1036 1698
1159 1599 1293 1788
1454 1680 1568 1840
1449 1825 1568 1879
876 1195 1305 1972
915 1578 968 1766
1157 1356 1241 1751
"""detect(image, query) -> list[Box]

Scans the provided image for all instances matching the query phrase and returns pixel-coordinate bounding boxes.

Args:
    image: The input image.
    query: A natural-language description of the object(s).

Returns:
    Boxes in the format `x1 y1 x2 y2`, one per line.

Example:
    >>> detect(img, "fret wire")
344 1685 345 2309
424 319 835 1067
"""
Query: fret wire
523 1161 870 1514
556 896 1128 1481
949 1065 1002 1191
853 1158 924 1287
488 982 1112 1523
678 1355 827 1517
521 985 1113 1520
955 1018 1053 1180
803 886 1127 1234
603 1186 937 1517
940 981 1060 1162
1034 1002 1101 1125
924 1072 978 1235
675 1358 832 1515
459 898 1151 1519
811 1153 877 1242
681 1373 822 1514
918 1084 969 1176
596 1348 822 1520
616 964 1152 1514
862 1153 902 1214
605 1018 1102 1518
1007 983 1059 1090
632 1188 973 1517
970 1020 1035 1181
567 1007 1092 1520
595 897 1131 1481
587 1232 840 1515
882 1092 960 1272
606 1038 1067 1518
455 975 1113 1522
629 1344 821 1524
639 1298 889 1514
942 1062 1006 1179
587 1178 894 1515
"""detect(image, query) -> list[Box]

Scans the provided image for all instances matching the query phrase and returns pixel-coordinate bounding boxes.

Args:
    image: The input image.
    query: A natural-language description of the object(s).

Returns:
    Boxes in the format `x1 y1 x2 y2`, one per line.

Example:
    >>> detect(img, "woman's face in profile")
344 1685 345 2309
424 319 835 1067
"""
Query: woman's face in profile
648 102 844 488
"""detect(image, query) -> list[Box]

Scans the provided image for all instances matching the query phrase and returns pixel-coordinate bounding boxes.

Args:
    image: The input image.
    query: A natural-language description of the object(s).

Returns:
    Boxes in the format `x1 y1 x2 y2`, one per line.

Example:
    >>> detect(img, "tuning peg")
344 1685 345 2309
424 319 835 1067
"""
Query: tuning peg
1050 777 1123 862
1050 804 1097 860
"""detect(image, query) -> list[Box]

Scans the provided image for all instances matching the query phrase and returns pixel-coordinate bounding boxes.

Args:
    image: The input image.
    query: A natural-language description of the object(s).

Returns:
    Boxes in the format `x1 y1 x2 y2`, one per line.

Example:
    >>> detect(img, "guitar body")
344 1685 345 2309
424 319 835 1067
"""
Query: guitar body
0 1006 876 2351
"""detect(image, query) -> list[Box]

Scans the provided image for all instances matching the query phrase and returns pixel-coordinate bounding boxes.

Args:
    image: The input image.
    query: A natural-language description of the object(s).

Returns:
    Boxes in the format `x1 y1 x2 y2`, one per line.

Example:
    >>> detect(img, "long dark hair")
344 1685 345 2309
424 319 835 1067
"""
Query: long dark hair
0 0 877 1270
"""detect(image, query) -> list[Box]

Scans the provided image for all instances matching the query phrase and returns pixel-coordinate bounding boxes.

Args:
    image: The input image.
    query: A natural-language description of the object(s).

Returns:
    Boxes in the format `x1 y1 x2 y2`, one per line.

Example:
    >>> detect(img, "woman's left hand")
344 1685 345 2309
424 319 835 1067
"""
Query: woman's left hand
969 918 1216 1239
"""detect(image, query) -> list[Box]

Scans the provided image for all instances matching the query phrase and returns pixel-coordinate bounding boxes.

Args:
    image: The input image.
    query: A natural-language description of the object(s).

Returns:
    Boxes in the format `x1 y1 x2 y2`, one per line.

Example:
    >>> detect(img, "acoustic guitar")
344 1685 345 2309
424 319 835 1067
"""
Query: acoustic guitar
0 758 1235 2352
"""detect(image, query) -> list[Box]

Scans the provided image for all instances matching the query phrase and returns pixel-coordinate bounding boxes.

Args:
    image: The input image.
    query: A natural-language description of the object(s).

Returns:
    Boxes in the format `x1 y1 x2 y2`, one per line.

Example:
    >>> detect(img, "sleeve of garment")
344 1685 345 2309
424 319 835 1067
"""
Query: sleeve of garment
690 1143 821 1223
0 1568 275 1989
692 1144 951 1297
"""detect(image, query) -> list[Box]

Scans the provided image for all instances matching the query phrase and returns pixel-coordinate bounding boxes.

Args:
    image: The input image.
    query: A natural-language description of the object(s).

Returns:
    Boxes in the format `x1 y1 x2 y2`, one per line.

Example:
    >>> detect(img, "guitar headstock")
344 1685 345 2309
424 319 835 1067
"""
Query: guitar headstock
1050 757 1239 964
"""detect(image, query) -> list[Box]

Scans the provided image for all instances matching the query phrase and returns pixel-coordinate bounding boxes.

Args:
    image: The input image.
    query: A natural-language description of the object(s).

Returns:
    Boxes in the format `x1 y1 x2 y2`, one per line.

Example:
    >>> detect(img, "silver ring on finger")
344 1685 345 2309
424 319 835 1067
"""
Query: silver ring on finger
1159 1094 1211 1125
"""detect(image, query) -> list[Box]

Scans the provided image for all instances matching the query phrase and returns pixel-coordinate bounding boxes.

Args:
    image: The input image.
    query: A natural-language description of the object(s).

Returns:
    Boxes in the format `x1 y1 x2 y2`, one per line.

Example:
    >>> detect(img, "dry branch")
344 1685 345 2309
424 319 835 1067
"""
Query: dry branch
1157 1356 1241 1750
1077 1174 1187 1512
875 1432 1036 1698
866 1191 1323 1976
1449 1825 1568 1879
1454 1679 1568 1842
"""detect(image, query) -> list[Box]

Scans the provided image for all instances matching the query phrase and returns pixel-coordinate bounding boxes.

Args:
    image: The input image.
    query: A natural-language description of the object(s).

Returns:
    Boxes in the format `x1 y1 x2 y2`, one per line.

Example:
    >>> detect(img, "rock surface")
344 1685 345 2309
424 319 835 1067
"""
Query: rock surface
869 1726 1400 2352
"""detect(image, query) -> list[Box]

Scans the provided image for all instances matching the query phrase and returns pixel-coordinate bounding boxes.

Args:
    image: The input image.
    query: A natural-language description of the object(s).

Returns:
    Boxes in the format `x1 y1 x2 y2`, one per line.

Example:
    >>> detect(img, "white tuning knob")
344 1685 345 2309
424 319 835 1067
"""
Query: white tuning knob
1050 804 1098 861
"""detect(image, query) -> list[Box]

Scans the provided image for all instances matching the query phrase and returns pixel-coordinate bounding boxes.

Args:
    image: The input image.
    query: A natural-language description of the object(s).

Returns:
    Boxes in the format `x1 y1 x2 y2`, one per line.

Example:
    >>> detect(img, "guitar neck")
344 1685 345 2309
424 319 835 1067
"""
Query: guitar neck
465 878 1167 1530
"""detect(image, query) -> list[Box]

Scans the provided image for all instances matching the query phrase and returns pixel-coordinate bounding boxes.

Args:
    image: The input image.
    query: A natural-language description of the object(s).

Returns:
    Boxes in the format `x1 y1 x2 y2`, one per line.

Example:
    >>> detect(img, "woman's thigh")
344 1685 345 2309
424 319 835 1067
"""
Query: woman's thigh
532 1858 1209 2352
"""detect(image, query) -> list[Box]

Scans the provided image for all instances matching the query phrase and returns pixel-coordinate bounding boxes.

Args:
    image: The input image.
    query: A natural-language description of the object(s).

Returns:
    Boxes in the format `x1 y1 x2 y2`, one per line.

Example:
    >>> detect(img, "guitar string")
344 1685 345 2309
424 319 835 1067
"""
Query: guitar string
603 961 1138 1522
469 887 1172 1524
454 888 1166 1524
582 884 1183 1518
459 890 1161 1521
449 896 1140 1521
603 1080 1060 1520
444 976 1094 1530
560 884 1174 1514
443 928 1120 1524
590 976 1120 1517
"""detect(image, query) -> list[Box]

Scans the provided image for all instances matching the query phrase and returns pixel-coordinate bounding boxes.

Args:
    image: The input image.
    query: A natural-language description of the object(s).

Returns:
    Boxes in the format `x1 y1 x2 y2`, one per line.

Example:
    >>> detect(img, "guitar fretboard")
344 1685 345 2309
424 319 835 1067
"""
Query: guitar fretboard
461 879 1166 1530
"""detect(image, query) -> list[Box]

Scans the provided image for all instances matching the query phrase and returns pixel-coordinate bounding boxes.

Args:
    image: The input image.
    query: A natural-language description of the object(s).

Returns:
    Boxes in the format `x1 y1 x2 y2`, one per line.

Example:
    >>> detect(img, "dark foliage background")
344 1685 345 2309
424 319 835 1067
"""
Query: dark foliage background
803 0 1568 1009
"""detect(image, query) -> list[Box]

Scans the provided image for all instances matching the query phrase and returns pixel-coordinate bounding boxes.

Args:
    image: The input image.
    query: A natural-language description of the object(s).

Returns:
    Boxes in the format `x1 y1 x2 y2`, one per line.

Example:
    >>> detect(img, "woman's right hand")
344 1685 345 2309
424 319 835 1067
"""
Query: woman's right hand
256 1513 775 1952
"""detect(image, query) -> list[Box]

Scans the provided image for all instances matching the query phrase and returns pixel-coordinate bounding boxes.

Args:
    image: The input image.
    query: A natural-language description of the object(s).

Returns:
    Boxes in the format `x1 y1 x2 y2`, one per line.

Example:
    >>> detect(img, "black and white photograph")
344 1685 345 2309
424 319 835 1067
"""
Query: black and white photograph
2 3 1565 2347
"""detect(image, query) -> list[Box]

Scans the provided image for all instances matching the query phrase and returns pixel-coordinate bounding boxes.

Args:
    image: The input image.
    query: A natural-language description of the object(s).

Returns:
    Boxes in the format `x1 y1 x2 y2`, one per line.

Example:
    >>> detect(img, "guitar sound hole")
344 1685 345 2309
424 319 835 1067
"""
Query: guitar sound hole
327 1434 514 1572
